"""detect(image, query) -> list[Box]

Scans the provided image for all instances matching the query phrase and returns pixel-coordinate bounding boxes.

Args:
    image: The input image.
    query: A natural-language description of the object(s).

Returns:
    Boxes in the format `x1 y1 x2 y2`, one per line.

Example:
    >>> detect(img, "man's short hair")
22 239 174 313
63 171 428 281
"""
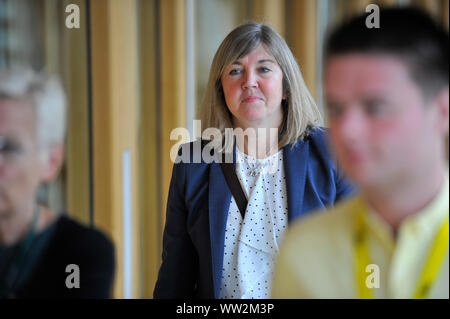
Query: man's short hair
325 7 449 98
0 67 67 156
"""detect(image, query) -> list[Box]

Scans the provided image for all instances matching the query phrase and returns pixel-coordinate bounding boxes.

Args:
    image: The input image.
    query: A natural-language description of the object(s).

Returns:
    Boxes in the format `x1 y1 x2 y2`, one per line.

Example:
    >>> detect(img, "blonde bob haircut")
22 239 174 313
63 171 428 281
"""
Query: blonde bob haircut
200 21 323 148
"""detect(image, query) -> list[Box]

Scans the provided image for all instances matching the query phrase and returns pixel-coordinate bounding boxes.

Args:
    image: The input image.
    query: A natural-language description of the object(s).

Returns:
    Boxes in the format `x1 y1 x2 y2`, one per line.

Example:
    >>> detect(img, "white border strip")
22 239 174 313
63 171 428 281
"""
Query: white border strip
122 150 132 298
316 0 329 118
186 0 195 139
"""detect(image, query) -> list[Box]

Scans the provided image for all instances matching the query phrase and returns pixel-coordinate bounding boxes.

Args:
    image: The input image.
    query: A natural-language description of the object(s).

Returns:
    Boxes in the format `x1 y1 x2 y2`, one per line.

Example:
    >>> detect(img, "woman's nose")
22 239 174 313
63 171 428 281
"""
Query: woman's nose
242 70 257 89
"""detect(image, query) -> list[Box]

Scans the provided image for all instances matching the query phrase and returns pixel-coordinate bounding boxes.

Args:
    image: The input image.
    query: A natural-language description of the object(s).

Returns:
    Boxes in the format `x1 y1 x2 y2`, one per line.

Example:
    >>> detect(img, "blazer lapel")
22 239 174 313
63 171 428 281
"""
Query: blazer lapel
208 156 233 298
283 140 309 222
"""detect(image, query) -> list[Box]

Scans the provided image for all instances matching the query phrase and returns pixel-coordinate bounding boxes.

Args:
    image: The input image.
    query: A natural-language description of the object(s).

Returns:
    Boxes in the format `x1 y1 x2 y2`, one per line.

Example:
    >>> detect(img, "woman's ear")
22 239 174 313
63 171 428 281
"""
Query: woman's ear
39 145 65 183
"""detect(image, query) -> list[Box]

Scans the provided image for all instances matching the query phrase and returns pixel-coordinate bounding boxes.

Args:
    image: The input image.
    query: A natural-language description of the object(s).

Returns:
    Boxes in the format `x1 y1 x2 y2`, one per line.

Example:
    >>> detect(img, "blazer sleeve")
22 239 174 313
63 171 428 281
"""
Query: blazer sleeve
309 127 356 204
153 156 199 298
334 163 356 203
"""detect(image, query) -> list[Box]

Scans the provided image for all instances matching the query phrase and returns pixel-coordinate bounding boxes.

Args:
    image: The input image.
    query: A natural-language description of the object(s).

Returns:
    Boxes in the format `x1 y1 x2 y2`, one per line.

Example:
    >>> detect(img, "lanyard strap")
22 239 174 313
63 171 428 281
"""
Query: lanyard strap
412 216 449 298
354 203 449 299
354 209 374 299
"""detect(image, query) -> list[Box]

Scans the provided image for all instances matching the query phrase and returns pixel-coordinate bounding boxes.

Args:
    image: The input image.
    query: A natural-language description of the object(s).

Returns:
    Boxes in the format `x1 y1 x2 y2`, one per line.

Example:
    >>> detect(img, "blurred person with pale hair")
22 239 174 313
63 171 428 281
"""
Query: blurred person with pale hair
154 21 354 299
273 7 449 299
0 67 115 298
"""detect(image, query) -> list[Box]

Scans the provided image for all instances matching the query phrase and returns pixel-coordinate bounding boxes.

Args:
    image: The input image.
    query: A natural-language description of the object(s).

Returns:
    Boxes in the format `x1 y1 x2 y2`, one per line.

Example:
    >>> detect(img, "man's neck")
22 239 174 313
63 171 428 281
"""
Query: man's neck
364 169 445 234
0 202 35 246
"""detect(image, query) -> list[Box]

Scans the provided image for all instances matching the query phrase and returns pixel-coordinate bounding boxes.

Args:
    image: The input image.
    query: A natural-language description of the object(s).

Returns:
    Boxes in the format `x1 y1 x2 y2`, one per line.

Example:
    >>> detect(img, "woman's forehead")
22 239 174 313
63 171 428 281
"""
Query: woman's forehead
226 44 278 66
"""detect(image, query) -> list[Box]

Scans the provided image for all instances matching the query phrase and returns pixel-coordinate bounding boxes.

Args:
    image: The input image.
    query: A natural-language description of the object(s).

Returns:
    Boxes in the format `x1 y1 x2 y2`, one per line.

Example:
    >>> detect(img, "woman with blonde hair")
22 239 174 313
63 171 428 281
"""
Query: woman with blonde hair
154 21 353 299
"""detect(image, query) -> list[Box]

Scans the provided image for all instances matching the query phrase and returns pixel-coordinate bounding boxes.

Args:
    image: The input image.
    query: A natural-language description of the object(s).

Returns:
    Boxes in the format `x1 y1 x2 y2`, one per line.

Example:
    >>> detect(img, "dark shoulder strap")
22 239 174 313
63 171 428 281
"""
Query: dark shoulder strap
202 137 247 218
220 157 248 219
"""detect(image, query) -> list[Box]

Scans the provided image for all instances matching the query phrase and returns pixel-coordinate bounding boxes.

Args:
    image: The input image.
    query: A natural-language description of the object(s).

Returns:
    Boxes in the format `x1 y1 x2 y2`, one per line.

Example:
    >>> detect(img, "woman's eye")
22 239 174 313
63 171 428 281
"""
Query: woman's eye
259 67 270 73
229 69 241 75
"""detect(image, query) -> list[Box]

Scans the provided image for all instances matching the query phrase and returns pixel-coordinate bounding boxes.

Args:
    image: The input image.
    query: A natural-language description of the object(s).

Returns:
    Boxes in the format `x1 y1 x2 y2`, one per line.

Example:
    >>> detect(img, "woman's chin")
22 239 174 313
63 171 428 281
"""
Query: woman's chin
239 110 266 124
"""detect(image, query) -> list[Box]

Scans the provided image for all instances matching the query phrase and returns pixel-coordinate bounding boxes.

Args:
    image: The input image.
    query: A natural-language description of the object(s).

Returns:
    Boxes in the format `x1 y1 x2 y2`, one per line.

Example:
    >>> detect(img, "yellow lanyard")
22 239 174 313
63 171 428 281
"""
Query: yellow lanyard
354 203 449 299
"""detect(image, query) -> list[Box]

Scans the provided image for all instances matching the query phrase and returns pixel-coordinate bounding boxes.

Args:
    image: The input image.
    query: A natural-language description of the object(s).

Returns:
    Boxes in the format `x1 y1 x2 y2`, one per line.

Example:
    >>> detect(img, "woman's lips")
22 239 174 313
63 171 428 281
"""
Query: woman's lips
242 96 262 103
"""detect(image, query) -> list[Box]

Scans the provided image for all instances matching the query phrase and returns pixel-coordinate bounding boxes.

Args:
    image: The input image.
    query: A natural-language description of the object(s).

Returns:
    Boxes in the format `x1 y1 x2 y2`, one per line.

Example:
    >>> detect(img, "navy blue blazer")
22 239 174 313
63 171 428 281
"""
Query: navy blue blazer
154 128 353 299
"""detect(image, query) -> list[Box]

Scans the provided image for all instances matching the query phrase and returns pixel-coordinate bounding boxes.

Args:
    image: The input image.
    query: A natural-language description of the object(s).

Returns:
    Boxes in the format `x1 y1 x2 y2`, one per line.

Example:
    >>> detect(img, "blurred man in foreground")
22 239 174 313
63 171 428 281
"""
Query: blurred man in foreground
273 7 449 298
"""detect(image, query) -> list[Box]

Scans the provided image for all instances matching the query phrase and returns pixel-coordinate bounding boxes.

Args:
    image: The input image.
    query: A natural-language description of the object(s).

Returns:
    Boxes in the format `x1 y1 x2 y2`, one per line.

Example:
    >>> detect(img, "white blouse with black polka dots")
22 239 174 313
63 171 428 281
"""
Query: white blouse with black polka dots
219 148 288 299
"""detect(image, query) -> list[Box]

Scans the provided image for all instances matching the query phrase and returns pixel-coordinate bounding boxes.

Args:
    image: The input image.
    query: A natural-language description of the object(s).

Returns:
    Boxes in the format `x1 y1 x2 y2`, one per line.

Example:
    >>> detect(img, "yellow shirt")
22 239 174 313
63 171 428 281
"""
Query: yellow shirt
272 176 449 299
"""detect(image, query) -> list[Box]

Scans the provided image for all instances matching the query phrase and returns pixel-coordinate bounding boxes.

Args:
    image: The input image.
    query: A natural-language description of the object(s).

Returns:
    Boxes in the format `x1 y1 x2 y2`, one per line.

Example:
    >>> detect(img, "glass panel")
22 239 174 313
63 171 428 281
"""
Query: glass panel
194 0 249 117
0 0 45 69
0 0 90 222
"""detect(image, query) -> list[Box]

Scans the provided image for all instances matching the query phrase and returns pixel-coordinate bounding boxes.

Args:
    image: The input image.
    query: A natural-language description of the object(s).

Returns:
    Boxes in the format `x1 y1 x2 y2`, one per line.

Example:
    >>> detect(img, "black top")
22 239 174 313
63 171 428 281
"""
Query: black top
0 215 115 299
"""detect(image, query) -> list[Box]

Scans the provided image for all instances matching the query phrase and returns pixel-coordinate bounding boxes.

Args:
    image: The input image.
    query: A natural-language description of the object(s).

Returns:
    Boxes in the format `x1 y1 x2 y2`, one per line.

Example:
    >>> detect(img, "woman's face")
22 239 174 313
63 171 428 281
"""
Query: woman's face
221 44 284 129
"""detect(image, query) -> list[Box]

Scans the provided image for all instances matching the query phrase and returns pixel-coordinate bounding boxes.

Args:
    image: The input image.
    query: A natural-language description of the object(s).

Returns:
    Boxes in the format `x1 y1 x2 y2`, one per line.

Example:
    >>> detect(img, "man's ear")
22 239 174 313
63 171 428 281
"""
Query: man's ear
433 87 449 135
40 145 65 183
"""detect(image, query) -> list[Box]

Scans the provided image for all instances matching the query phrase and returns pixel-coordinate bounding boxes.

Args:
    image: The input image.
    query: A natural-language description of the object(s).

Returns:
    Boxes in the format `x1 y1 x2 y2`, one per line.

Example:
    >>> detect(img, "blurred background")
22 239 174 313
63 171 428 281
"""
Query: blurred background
0 0 447 298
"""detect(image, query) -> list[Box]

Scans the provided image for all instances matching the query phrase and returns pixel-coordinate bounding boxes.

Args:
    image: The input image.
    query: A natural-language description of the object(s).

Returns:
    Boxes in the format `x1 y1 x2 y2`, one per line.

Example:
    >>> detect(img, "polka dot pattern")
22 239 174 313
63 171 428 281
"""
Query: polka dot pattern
219 148 288 299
